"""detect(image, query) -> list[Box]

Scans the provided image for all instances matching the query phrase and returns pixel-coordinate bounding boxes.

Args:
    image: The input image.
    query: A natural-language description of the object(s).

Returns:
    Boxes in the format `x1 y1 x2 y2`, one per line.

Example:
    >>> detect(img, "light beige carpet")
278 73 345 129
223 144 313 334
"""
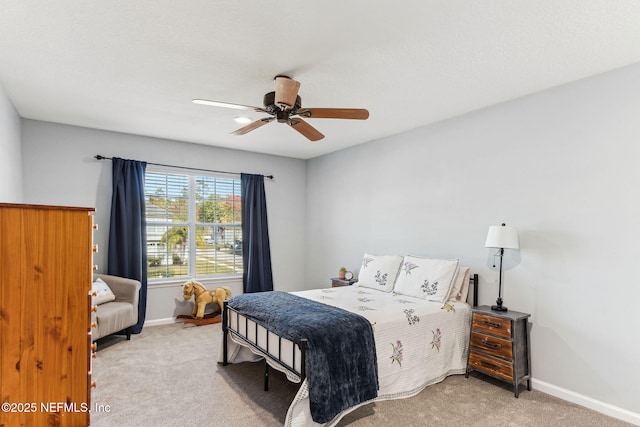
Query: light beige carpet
91 322 633 427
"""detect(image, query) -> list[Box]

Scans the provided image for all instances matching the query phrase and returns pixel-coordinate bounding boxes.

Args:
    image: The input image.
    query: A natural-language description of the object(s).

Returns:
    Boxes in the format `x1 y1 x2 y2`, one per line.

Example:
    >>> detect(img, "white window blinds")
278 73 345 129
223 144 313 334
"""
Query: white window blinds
144 169 242 281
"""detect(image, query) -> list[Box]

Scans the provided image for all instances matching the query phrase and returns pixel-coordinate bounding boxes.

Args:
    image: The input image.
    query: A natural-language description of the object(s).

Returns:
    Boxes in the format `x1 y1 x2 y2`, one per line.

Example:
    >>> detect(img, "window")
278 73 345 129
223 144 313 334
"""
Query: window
144 168 243 281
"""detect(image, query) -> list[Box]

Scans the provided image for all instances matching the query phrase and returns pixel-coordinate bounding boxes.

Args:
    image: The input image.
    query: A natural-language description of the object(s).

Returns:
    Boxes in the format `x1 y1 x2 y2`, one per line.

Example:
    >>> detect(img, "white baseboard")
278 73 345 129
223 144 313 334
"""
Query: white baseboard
144 317 182 327
532 378 640 426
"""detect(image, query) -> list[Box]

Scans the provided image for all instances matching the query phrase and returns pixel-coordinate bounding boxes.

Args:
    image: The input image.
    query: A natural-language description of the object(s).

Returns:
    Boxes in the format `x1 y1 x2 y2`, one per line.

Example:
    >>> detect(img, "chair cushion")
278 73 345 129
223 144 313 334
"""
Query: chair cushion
95 301 136 338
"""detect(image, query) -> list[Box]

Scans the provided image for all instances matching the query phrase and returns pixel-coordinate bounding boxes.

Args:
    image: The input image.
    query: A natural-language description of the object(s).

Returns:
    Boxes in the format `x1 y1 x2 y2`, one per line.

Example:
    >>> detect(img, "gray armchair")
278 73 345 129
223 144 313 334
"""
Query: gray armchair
92 274 141 342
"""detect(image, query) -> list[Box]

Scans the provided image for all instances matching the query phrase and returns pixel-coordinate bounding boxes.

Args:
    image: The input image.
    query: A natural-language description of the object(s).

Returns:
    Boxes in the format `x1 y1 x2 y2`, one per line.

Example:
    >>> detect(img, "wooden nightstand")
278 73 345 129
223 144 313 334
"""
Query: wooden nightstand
466 305 531 397
330 278 357 287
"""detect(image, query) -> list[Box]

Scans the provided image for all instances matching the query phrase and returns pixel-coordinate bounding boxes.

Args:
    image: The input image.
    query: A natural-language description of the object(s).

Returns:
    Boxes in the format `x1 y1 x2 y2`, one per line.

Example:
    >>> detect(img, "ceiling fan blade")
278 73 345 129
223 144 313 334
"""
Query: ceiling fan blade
232 117 274 135
288 118 324 141
274 76 301 111
297 108 369 120
192 99 268 113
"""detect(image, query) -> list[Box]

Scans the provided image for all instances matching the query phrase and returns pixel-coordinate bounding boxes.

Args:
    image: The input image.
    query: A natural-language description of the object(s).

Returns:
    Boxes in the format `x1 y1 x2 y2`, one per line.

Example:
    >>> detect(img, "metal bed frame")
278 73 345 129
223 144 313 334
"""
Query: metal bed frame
222 273 478 391
222 302 309 390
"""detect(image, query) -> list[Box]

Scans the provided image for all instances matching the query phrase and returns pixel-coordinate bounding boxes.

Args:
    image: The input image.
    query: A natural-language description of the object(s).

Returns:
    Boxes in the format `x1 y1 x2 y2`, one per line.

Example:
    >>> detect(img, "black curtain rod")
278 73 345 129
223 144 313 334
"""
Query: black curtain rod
94 155 274 180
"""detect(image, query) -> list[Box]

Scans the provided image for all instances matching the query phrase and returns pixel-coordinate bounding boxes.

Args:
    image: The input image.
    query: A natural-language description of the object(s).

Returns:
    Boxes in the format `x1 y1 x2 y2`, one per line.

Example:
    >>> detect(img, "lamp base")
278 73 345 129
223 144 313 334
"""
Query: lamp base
491 297 508 312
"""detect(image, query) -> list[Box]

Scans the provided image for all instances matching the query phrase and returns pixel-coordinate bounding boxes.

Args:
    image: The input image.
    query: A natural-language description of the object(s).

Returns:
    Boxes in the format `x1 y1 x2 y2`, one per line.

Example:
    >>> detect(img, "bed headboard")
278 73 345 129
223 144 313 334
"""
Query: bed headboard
469 273 479 307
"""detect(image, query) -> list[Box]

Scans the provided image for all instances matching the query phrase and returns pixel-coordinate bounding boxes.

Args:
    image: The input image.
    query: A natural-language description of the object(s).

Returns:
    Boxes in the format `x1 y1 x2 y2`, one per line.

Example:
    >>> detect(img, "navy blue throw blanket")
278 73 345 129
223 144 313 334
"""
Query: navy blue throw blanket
228 291 378 423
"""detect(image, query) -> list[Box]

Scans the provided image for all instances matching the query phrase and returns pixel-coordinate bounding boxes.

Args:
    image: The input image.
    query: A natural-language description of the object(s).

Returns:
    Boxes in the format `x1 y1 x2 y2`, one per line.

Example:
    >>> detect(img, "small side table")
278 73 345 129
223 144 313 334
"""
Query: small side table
330 277 357 287
466 305 531 397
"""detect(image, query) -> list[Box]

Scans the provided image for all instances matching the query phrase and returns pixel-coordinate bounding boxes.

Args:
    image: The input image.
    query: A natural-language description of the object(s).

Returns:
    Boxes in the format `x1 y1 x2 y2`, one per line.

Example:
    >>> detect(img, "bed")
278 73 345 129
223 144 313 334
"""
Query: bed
220 254 478 426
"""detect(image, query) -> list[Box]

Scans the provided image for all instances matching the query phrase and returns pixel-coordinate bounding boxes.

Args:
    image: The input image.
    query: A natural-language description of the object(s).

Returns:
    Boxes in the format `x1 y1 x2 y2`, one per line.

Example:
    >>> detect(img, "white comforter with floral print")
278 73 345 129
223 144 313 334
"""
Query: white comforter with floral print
285 285 472 427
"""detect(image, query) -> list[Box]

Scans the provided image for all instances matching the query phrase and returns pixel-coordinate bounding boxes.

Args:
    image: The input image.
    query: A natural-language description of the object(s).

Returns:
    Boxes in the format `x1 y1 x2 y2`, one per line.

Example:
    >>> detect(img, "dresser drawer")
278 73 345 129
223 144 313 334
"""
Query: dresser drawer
470 332 513 360
472 312 512 339
468 351 514 382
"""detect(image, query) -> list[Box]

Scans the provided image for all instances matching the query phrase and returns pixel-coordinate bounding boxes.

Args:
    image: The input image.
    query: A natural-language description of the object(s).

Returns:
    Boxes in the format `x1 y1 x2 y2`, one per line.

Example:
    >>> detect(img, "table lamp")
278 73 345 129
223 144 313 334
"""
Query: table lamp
485 223 519 312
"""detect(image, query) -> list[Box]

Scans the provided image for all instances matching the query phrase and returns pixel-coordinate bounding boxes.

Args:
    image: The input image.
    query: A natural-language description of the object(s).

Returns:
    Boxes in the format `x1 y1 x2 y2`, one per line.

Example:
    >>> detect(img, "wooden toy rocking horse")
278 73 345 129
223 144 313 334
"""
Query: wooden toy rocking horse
178 280 232 325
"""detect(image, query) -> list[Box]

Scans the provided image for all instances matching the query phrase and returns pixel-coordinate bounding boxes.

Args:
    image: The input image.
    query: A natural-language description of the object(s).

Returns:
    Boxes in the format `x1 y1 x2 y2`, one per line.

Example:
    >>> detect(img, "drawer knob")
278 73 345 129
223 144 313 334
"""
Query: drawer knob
482 319 502 328
91 381 97 388
481 340 502 349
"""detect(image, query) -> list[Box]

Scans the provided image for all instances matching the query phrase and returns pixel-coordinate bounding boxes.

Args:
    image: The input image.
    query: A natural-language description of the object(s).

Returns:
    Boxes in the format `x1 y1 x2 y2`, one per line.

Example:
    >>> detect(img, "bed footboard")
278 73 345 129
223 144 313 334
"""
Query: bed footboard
222 300 308 389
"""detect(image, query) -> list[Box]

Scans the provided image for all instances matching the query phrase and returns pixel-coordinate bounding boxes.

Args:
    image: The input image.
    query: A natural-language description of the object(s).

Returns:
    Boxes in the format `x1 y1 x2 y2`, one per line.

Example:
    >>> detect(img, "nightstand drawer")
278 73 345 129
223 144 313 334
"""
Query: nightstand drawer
470 332 513 360
472 312 512 339
468 351 514 382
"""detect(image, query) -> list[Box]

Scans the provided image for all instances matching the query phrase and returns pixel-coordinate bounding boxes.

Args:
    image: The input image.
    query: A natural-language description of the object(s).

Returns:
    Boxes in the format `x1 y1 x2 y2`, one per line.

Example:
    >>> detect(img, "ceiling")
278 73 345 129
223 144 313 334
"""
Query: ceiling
2 1 640 160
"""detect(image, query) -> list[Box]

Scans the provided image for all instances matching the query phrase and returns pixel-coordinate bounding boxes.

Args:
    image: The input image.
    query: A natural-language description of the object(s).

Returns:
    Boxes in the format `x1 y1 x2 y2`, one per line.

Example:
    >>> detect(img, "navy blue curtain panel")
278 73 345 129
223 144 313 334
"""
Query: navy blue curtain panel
241 173 274 293
107 157 148 334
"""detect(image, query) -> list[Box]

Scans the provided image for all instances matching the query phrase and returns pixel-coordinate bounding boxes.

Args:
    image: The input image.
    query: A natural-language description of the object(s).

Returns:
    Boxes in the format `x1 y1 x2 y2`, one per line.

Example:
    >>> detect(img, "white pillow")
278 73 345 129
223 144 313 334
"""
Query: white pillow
92 277 116 305
393 255 460 302
356 253 403 292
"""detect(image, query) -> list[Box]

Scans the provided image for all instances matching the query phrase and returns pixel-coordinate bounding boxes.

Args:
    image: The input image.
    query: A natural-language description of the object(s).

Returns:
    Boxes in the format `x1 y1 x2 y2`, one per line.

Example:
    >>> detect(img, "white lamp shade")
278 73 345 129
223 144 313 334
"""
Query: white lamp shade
485 224 519 249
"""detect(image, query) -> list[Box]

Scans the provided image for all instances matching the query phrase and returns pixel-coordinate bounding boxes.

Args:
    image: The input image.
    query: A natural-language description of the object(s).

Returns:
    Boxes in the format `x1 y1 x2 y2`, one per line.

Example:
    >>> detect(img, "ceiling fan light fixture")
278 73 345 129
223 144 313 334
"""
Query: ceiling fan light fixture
193 99 246 110
274 75 300 111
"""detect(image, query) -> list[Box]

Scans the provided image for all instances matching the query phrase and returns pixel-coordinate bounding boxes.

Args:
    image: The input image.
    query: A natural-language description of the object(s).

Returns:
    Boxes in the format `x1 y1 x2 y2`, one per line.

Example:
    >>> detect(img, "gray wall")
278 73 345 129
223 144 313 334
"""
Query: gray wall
305 63 640 418
0 83 22 202
20 120 307 321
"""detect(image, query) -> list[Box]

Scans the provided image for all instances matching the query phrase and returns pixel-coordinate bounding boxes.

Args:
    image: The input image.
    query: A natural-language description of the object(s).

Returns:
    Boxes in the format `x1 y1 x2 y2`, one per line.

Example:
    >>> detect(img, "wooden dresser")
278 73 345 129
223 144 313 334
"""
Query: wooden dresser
466 305 531 397
0 203 96 426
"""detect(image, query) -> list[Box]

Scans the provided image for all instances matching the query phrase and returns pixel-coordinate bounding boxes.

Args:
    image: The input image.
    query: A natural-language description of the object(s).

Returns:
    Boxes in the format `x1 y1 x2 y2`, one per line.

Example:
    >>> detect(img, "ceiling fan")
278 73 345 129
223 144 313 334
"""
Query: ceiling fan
192 76 369 142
